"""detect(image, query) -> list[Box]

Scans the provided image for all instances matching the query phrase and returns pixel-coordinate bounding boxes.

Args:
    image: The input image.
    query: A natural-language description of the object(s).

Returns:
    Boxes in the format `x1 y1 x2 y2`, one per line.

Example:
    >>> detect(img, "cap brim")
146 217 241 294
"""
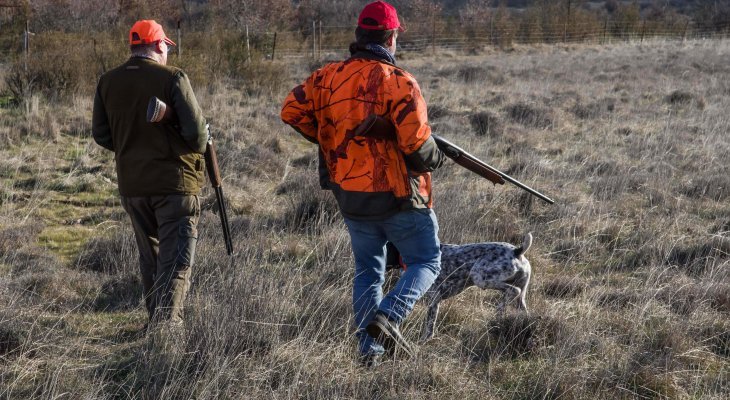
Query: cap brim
164 37 176 47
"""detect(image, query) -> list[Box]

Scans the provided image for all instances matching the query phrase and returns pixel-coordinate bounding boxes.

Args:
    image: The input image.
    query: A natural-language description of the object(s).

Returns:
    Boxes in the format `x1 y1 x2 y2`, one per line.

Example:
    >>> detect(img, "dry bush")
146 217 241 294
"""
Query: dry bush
570 98 616 119
0 319 24 358
540 276 586 299
427 104 451 120
276 170 340 233
93 274 141 312
503 102 553 129
75 226 138 275
469 110 503 137
680 172 730 201
665 235 730 277
665 89 705 109
468 313 570 360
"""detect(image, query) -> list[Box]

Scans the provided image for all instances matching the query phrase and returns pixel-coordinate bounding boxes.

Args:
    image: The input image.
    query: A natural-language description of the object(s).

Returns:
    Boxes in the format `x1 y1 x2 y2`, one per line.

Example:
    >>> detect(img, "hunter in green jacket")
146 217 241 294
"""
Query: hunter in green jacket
92 20 207 328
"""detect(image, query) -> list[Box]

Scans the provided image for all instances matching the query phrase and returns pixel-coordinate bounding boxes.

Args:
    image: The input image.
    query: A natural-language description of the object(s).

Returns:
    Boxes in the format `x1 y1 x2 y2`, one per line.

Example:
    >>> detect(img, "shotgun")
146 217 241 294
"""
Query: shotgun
147 96 234 255
354 114 555 205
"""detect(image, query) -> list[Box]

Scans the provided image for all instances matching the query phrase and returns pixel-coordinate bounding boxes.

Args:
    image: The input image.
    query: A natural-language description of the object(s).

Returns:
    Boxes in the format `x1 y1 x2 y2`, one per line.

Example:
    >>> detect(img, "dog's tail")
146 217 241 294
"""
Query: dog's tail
514 232 533 258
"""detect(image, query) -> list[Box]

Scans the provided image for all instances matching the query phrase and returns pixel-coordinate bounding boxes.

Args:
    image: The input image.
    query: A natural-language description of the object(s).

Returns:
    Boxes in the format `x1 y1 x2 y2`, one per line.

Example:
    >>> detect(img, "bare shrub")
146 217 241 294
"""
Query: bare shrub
93 274 141 312
280 188 340 233
700 322 730 358
11 269 94 311
482 314 568 359
0 222 44 256
680 172 730 201
75 227 137 275
595 290 639 310
665 235 730 276
570 98 616 119
468 110 502 137
665 90 705 109
0 321 24 357
452 65 505 85
427 104 451 120
541 277 586 299
503 102 552 129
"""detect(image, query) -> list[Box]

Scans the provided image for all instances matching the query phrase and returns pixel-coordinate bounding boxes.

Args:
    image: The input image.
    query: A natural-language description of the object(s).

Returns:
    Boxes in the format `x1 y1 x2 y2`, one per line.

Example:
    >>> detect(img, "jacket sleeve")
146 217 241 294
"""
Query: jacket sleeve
91 83 114 151
389 72 445 173
281 75 318 144
171 71 208 154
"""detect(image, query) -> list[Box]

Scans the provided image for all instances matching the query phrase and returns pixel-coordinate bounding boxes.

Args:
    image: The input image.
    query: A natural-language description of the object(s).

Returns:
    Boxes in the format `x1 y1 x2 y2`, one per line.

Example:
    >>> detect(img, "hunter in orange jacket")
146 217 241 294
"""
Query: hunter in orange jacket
281 1 445 365
281 44 445 219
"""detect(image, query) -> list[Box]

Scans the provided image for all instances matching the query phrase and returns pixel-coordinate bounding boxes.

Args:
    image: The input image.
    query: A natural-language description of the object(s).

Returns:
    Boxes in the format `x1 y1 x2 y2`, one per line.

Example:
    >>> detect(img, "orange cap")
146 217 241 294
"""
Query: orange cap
129 20 176 46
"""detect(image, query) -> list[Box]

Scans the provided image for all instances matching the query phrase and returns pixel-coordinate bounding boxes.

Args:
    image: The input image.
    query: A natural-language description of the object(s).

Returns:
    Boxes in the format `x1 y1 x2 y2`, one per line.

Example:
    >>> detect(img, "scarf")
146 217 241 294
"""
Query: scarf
349 42 396 65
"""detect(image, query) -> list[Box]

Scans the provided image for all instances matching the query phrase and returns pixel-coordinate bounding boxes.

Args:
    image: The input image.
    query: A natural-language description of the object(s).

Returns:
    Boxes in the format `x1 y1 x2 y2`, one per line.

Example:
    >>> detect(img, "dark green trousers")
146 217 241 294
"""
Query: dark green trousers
121 195 200 323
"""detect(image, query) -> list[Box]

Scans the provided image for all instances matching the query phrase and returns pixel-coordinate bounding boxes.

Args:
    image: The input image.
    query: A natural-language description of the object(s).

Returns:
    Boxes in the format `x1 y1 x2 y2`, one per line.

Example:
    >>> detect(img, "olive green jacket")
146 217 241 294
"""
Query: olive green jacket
92 57 207 197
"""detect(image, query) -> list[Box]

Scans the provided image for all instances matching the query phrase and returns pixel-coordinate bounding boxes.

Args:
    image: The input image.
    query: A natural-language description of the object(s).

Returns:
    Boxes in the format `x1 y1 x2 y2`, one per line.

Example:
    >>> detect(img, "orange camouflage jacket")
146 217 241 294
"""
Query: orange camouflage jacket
281 50 444 219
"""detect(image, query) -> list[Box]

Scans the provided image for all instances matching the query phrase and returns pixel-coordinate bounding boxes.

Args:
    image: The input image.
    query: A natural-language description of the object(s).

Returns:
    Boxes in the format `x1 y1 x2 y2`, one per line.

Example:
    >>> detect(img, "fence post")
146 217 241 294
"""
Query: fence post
682 20 689 41
431 14 436 55
312 20 316 60
489 15 494 46
177 20 182 57
603 16 608 44
23 19 30 72
318 20 322 59
640 19 646 43
563 0 571 42
271 32 277 61
245 25 250 62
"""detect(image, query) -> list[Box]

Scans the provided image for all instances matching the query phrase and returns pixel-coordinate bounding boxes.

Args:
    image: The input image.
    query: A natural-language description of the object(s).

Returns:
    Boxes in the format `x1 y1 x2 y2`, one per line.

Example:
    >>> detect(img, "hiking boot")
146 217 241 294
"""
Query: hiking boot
365 312 414 357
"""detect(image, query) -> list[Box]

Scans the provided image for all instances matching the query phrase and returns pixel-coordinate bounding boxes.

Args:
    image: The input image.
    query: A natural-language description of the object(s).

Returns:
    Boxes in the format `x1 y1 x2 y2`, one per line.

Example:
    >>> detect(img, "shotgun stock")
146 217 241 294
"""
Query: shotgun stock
354 114 555 205
146 96 234 255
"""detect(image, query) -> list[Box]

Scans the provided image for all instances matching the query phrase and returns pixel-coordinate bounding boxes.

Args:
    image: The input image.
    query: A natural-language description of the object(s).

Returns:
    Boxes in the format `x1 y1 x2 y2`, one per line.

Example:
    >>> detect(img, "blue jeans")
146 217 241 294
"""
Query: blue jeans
344 208 441 356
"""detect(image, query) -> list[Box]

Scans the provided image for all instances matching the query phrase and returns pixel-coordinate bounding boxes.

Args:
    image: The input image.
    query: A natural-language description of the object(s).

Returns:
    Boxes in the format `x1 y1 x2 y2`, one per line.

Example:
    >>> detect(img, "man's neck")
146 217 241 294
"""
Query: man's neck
131 54 159 63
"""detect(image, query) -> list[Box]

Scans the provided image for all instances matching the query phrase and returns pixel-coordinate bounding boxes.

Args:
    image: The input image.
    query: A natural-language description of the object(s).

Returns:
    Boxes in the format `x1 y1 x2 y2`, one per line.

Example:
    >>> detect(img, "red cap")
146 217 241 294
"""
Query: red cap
358 1 405 32
129 20 176 46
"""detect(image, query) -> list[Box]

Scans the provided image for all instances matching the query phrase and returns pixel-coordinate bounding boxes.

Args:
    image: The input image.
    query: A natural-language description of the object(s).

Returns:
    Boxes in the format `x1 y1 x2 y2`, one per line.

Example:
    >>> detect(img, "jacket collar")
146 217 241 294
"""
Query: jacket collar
348 43 396 66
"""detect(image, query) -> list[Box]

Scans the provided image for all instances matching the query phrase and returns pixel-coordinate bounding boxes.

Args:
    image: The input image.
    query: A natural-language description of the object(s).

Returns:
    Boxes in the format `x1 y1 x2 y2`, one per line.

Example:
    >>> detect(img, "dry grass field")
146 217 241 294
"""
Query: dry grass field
0 38 728 399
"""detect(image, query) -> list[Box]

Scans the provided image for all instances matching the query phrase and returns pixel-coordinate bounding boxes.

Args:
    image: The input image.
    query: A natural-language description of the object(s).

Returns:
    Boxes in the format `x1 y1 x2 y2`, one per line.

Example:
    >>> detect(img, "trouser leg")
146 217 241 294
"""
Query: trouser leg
343 218 387 356
379 209 441 324
153 195 200 323
121 197 159 320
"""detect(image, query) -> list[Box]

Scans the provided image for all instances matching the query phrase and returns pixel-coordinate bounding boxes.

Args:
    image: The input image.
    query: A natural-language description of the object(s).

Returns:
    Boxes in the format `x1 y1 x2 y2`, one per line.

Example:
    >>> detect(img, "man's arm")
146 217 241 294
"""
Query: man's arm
281 75 318 144
170 71 207 153
92 84 114 151
389 76 445 173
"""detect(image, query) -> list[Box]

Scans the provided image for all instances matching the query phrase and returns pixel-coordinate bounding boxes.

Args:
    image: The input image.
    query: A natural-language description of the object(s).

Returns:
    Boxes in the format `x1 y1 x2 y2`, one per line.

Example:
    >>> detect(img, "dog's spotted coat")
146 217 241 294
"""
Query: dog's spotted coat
420 233 533 342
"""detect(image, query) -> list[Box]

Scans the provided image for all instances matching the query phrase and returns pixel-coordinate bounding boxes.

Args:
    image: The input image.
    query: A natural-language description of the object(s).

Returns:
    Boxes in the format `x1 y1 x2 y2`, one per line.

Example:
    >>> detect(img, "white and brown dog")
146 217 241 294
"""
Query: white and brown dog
418 233 533 342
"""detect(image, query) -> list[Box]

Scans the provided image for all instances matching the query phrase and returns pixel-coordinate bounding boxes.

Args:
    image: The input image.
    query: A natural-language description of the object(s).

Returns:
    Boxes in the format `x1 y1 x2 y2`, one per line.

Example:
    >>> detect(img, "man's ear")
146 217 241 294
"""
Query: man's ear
154 40 164 54
386 32 395 46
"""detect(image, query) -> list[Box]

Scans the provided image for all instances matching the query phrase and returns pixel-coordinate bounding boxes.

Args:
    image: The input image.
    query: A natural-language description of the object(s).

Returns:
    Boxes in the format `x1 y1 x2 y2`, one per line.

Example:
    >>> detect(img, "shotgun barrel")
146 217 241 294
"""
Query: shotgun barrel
431 134 555 205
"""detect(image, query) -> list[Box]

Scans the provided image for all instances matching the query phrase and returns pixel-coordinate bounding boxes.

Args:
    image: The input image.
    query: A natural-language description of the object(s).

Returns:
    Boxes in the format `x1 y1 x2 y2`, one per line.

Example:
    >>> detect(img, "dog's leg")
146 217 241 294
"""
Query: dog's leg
478 280 521 315
488 282 522 315
514 272 530 312
420 292 442 342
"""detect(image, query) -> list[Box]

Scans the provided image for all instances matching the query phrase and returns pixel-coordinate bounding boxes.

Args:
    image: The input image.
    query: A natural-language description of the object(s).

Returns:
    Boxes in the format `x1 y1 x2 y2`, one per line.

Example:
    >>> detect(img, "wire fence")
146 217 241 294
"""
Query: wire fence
7 18 730 65
241 19 730 59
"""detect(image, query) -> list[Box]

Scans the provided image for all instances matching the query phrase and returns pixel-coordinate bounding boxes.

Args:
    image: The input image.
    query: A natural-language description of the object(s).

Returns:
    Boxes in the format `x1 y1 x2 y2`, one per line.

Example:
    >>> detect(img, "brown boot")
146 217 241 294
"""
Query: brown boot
365 312 414 357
